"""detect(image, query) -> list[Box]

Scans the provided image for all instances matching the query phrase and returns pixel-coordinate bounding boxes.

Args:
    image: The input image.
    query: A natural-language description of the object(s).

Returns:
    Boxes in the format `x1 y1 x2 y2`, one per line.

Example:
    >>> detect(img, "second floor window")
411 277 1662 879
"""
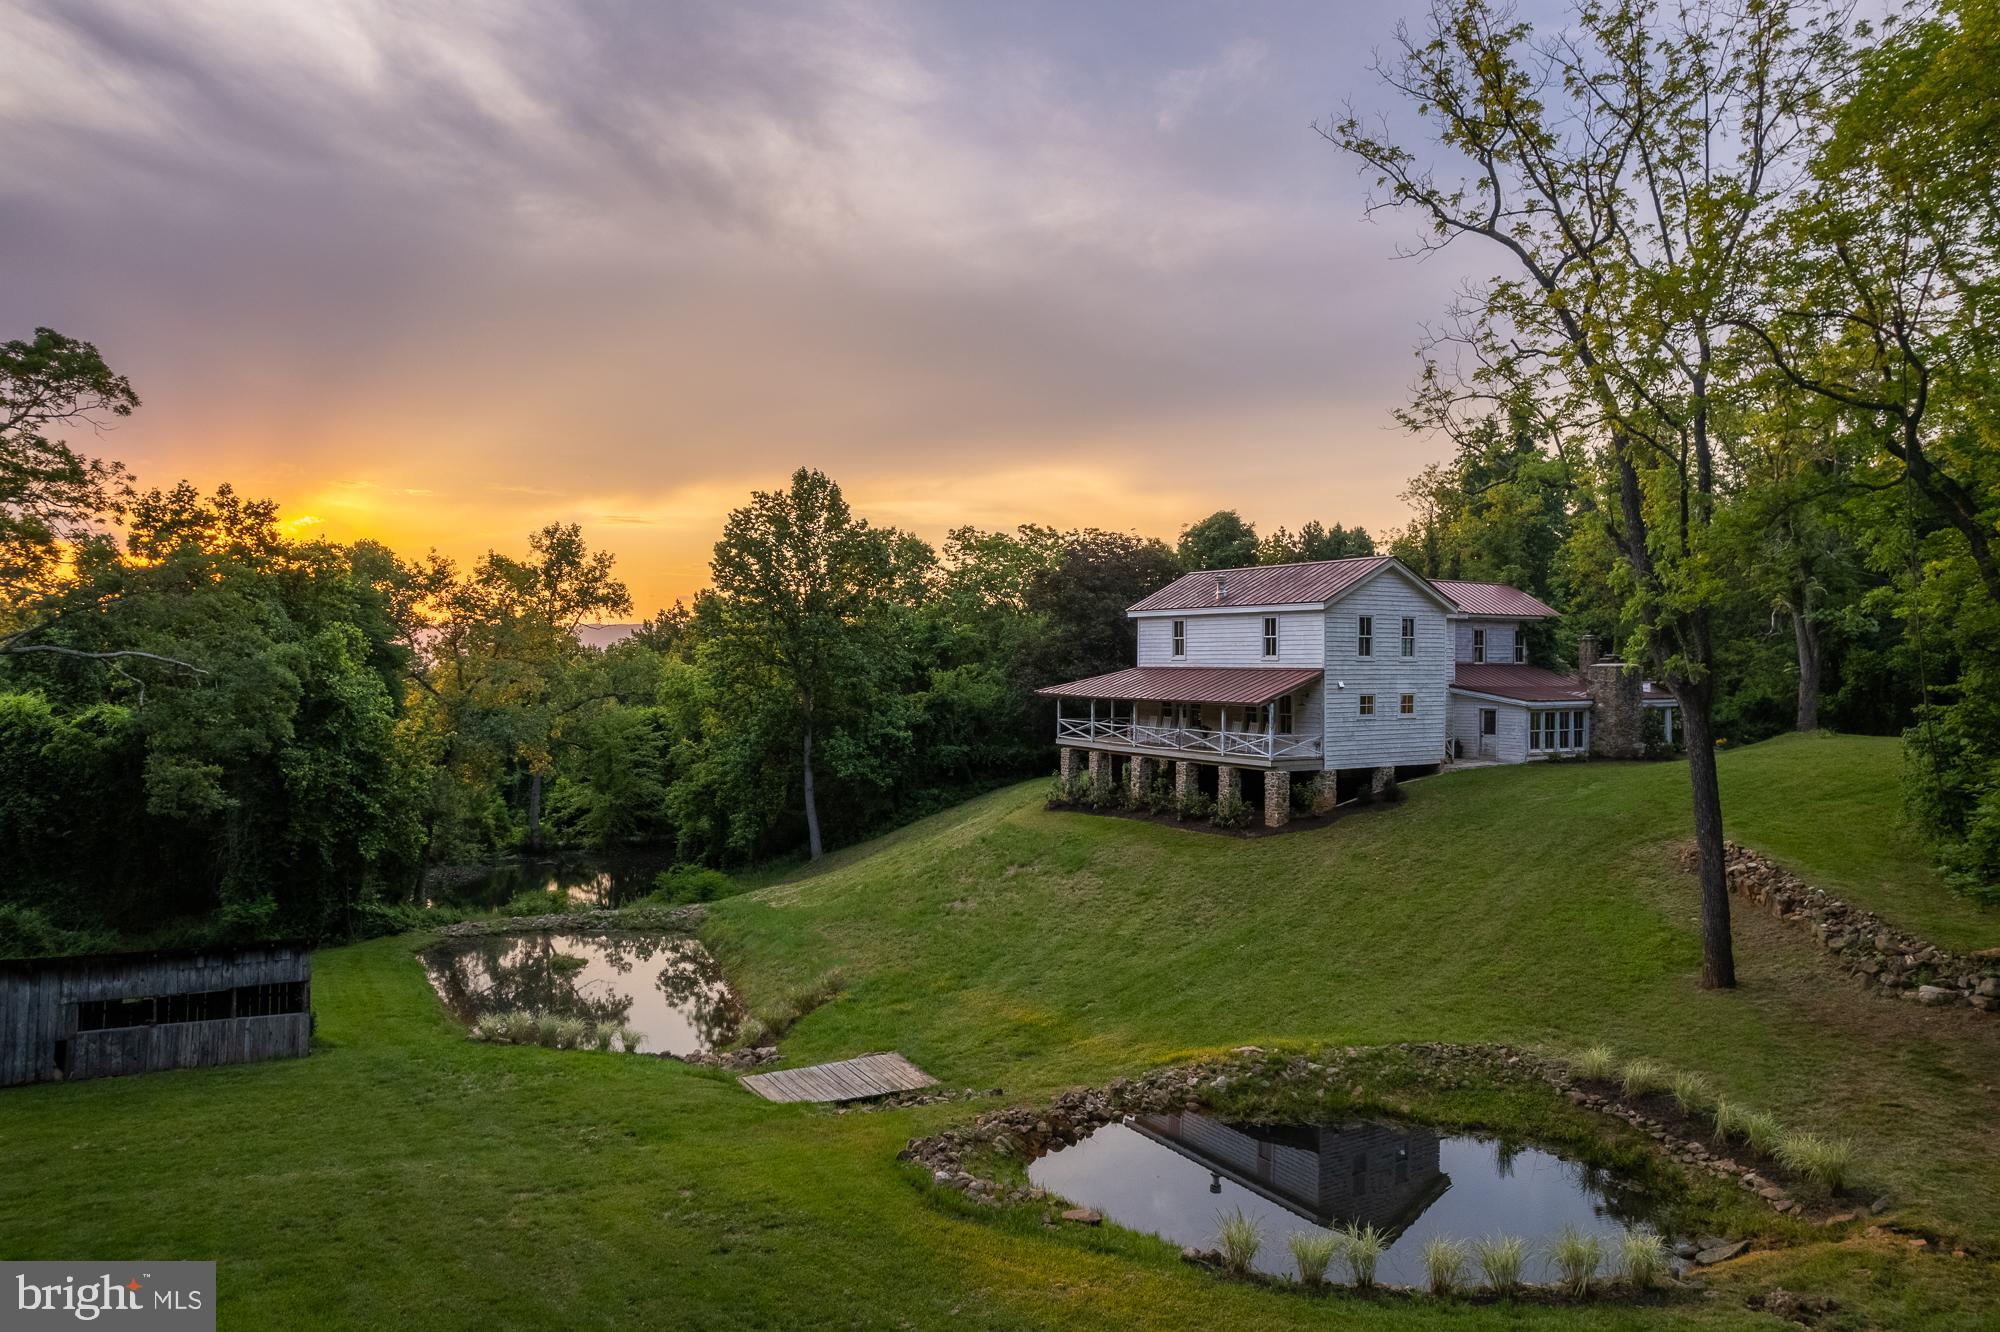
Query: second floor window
1358 694 1375 716
1400 693 1415 715
1472 628 1486 663
1357 615 1373 656
1171 620 1185 657
1401 616 1416 656
1514 636 1526 664
1262 616 1277 657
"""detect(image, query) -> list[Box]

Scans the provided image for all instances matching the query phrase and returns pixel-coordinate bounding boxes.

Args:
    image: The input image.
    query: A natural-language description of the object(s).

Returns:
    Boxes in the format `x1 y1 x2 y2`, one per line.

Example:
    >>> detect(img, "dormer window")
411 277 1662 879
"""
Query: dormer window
1171 619 1185 657
1472 628 1486 663
1262 617 1277 657
1514 636 1526 664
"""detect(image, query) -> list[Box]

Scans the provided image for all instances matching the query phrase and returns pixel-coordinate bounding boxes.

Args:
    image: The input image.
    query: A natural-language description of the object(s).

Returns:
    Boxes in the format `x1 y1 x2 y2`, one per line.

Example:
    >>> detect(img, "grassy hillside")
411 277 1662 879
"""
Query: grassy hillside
1 735 1995 1330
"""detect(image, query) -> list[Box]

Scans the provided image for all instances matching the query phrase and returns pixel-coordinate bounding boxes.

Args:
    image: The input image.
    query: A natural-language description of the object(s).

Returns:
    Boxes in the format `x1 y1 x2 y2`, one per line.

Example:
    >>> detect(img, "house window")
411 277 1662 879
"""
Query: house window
1472 628 1486 663
1262 616 1278 657
1401 616 1416 656
1357 616 1373 656
1277 694 1294 734
1188 704 1204 728
1171 620 1185 657
1400 693 1415 715
1529 712 1544 750
1481 708 1497 736
1514 636 1526 664
1558 711 1572 748
1358 694 1375 716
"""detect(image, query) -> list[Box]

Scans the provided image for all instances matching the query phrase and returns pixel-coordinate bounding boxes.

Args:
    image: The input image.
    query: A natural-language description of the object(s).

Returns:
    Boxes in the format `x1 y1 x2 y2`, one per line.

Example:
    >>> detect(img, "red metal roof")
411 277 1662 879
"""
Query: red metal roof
1036 665 1323 705
1127 557 1392 613
1452 663 1592 703
1433 580 1559 619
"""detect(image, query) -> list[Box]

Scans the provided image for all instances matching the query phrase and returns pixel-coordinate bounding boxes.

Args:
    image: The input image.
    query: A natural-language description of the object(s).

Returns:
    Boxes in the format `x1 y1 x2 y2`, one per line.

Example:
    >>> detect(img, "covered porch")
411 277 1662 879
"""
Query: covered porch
1037 665 1326 770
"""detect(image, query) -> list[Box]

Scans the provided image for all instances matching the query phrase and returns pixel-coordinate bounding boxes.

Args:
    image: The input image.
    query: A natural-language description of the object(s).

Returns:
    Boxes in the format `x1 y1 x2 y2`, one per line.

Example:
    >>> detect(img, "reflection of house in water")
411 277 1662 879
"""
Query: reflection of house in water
1129 1113 1449 1236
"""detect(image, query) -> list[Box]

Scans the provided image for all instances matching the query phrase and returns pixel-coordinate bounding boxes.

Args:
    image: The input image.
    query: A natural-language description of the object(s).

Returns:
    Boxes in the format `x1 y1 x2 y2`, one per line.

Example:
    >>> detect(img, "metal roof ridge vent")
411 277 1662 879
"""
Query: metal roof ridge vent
1214 572 1226 605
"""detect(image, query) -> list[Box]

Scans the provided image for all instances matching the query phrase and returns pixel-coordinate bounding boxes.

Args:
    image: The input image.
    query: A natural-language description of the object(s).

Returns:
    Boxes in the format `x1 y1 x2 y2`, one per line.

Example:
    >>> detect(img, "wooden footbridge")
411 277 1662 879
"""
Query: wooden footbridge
739 1051 936 1103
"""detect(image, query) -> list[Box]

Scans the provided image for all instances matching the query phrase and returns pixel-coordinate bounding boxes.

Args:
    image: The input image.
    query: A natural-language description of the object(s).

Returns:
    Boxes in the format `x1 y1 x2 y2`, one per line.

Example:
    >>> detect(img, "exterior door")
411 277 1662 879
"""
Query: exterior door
1479 708 1497 758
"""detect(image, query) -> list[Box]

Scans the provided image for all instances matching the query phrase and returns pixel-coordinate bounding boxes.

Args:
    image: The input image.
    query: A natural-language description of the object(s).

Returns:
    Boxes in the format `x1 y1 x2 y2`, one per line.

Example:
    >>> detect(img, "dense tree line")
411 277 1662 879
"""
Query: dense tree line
0 337 1382 950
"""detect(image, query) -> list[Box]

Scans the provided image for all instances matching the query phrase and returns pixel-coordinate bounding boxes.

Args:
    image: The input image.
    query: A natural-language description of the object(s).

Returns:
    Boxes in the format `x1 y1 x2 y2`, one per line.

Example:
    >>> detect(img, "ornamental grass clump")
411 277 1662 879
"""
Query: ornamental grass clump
1620 1057 1670 1099
617 1025 645 1053
549 1015 589 1050
1340 1223 1387 1289
1711 1098 1749 1144
1777 1131 1856 1193
591 1021 618 1051
1548 1225 1602 1297
1740 1109 1785 1157
1215 1208 1263 1275
1569 1045 1617 1082
1286 1229 1339 1287
1617 1231 1670 1289
1421 1235 1469 1295
1471 1234 1527 1294
1671 1070 1716 1116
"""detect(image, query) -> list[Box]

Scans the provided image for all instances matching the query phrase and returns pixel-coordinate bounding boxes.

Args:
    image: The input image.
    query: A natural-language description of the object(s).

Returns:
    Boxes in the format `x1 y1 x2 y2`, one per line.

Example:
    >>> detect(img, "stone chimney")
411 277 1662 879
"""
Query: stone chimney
1584 659 1643 758
1576 632 1601 677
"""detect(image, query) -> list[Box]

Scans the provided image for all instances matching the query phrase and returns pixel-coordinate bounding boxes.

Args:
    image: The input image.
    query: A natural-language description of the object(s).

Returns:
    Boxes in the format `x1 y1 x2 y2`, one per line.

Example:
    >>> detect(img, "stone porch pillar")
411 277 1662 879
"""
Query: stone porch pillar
1175 760 1196 806
1309 771 1340 815
1263 770 1291 828
1086 749 1109 791
1058 746 1081 790
1129 755 1155 802
1368 766 1398 801
1216 764 1241 806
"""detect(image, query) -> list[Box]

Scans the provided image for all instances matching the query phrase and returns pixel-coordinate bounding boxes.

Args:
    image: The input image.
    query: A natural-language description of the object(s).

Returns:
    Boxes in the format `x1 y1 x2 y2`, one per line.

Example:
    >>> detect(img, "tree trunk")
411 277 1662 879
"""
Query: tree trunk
527 771 544 853
801 720 823 861
1674 688 1737 989
1789 601 1821 732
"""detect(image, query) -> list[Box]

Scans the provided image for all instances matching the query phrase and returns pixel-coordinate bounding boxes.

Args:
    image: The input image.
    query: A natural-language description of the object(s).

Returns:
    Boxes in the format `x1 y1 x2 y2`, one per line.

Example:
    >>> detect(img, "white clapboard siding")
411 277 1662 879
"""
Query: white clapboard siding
1453 620 1521 664
1320 568 1452 768
1136 609 1324 667
1448 694 1530 762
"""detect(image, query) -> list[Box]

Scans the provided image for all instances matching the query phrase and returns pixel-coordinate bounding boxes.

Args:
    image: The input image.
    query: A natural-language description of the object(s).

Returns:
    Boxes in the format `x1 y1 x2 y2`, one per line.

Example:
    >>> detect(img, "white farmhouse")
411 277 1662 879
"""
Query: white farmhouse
1035 556 1679 828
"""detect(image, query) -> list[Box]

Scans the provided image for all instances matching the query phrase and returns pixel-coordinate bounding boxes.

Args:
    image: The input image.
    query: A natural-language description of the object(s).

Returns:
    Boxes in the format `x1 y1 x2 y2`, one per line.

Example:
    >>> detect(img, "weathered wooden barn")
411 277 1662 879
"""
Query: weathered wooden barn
0 943 312 1087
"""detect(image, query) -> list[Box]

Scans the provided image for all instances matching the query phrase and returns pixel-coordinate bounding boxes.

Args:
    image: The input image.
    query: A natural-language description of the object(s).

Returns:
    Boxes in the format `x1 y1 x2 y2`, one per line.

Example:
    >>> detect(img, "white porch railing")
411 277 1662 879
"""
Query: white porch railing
1055 716 1322 763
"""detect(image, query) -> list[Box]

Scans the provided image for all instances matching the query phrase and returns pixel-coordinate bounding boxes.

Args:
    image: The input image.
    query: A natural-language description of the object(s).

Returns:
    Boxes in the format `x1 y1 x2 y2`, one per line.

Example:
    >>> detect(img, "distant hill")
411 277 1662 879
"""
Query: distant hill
576 623 640 650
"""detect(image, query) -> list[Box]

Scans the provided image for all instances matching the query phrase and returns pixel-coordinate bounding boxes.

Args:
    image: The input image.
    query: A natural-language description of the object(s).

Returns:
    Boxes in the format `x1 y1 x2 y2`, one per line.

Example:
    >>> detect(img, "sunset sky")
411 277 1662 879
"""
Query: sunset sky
1 0 1502 614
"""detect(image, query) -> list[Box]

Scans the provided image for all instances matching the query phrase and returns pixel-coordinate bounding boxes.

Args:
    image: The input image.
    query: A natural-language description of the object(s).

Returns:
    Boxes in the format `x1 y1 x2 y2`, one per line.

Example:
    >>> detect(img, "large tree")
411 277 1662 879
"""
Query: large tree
701 469 914 860
1176 509 1260 570
1332 0 1848 986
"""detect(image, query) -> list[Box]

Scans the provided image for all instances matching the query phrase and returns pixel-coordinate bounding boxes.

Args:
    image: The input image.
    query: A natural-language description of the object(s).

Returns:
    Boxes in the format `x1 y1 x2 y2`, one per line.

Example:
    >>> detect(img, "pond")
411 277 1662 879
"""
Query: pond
421 932 741 1056
423 853 669 911
1027 1112 1674 1286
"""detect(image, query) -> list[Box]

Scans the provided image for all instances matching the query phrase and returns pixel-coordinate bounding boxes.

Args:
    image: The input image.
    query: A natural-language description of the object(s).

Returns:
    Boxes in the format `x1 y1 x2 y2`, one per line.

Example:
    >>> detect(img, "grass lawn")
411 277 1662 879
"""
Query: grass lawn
2 734 1996 1330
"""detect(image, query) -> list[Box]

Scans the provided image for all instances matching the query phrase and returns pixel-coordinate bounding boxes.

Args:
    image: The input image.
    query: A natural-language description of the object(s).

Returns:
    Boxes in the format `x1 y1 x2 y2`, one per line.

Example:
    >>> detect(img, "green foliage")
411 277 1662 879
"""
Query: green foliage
1209 793 1252 829
1546 1226 1601 1297
1285 1229 1338 1286
1175 790 1215 822
1619 1058 1669 1099
1213 1208 1262 1274
1616 1231 1670 1289
1671 1070 1717 1116
1420 1235 1469 1295
1568 1045 1616 1083
1777 1131 1857 1194
1177 511 1259 571
1471 1234 1526 1293
649 865 733 906
1338 1223 1386 1288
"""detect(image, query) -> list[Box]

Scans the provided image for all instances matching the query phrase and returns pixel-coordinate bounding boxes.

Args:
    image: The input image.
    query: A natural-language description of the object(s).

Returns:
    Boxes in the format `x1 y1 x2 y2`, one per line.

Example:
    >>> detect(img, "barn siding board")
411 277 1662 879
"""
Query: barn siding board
1320 568 1452 769
1136 610 1324 667
1453 620 1521 664
0 945 311 1088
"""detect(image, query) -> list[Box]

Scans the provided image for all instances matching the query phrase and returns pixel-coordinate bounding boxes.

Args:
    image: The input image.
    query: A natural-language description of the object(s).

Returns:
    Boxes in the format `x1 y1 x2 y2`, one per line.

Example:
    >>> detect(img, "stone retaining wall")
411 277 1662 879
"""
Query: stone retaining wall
1685 842 1998 1013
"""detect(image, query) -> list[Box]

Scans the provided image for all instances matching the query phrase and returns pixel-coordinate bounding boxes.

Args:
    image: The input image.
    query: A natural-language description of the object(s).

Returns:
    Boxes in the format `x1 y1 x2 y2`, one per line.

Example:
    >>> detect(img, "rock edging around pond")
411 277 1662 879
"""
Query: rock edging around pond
1683 842 1998 1012
900 1043 1851 1231
433 903 708 939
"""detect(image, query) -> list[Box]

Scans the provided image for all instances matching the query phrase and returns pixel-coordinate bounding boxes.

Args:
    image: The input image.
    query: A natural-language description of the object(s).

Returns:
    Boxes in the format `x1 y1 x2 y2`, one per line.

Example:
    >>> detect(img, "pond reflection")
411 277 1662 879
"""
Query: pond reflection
1028 1112 1673 1286
421 932 741 1055
423 854 667 910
